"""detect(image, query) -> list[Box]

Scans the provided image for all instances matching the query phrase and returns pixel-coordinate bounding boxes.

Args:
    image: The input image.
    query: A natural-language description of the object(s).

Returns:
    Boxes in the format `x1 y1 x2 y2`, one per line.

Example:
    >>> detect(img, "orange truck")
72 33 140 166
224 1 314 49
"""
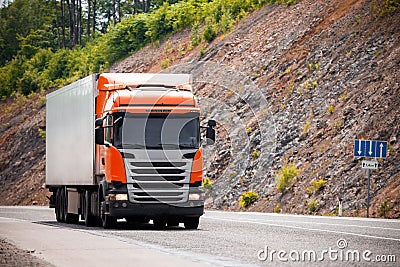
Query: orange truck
46 73 215 229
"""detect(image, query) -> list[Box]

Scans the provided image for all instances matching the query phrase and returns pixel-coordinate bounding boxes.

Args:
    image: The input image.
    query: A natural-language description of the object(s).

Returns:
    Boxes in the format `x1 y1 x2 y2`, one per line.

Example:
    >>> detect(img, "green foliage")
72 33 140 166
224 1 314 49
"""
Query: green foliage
334 118 344 130
251 150 260 160
203 177 213 192
37 96 46 108
273 203 282 213
373 0 400 16
302 120 311 133
379 200 391 218
0 0 298 100
340 90 348 102
203 23 217 42
161 58 170 69
38 128 46 142
190 23 202 46
307 198 319 212
309 179 325 194
0 0 56 66
276 163 299 193
327 105 334 114
246 127 253 134
239 191 258 208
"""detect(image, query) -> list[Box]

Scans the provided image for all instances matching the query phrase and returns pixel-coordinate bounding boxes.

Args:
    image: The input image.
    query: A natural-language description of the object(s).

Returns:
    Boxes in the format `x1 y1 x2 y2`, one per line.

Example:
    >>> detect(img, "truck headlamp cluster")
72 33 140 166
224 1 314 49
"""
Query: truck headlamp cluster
109 193 128 201
188 193 205 201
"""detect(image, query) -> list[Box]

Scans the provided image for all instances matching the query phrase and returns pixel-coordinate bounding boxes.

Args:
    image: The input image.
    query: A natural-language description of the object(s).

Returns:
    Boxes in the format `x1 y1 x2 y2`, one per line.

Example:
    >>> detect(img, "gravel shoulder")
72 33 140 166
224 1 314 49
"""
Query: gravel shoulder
0 238 54 267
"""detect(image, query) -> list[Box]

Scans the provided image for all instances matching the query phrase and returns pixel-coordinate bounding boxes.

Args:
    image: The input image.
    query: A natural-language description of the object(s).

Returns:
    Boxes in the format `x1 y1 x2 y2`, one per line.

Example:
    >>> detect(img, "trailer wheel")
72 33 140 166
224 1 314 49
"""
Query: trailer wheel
62 187 79 224
59 188 66 222
184 217 199 230
55 188 62 222
84 190 96 227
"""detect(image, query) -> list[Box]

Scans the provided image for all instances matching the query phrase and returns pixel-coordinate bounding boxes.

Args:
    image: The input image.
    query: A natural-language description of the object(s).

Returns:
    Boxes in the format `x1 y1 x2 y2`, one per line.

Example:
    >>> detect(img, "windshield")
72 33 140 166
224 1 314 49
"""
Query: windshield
114 113 200 150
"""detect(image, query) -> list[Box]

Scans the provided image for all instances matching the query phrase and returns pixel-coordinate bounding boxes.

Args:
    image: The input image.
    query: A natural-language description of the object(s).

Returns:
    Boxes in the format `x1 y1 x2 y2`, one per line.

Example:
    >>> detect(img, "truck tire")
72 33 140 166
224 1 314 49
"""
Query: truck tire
99 192 116 229
62 187 79 224
60 188 66 223
84 190 96 227
55 188 62 222
184 217 199 230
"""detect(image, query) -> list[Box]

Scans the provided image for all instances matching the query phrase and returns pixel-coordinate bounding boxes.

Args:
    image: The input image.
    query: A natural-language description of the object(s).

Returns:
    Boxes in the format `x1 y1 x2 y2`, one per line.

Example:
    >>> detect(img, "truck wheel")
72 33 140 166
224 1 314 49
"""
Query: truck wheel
100 195 116 229
55 188 62 222
84 191 96 227
60 188 66 222
184 217 199 230
62 187 79 224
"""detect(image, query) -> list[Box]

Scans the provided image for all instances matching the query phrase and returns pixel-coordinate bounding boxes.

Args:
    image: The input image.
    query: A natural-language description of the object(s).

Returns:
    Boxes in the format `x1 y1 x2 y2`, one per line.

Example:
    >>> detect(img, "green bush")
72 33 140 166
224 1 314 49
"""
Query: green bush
307 198 319 212
203 23 217 42
310 179 325 193
38 128 46 142
273 203 282 213
276 163 299 193
379 200 391 218
239 191 258 208
203 176 213 192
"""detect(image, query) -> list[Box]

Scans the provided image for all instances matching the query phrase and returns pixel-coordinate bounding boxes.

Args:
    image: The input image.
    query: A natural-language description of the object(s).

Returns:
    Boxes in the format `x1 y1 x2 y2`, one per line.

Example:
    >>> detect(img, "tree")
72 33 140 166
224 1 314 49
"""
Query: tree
0 0 56 66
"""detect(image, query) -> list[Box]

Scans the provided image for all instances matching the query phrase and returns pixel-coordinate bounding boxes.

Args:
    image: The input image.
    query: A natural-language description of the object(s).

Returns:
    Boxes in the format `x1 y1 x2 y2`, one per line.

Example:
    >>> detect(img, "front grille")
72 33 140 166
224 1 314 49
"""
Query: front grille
131 162 186 168
131 168 185 174
126 159 190 204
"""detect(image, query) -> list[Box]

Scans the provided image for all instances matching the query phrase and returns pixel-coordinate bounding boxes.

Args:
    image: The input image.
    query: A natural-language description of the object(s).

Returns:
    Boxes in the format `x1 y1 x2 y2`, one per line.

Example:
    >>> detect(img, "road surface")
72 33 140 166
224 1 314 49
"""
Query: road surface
0 206 399 266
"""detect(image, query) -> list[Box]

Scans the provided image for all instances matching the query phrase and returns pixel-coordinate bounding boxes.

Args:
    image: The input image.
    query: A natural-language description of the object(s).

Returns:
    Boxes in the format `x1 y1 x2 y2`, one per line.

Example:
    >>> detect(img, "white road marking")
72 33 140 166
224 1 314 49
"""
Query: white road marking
204 214 400 232
205 216 400 242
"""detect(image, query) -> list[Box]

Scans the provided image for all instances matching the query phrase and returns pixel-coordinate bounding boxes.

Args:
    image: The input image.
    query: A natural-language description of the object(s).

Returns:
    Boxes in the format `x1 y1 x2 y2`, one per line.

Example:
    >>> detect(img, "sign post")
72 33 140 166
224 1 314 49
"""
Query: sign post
354 139 388 218
366 169 371 218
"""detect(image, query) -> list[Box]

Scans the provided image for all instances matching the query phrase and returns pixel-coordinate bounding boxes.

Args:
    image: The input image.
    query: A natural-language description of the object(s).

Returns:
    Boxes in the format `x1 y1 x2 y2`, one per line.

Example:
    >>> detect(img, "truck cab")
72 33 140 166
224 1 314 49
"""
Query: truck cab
46 73 215 229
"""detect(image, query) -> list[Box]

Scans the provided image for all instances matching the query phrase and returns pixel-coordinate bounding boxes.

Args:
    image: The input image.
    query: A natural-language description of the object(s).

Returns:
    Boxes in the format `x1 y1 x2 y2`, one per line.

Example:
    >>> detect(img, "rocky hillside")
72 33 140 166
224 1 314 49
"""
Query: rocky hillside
1 0 399 218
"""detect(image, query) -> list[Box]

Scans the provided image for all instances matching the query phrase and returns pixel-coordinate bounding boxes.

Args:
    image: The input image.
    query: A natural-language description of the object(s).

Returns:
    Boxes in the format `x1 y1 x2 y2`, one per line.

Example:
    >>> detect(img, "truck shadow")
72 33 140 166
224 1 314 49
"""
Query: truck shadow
34 220 204 231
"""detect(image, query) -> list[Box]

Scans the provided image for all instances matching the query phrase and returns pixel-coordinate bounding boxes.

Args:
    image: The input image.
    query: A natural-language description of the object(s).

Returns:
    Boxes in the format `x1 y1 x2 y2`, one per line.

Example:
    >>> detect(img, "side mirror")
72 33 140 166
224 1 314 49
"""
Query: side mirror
206 119 216 145
208 119 216 127
95 127 104 145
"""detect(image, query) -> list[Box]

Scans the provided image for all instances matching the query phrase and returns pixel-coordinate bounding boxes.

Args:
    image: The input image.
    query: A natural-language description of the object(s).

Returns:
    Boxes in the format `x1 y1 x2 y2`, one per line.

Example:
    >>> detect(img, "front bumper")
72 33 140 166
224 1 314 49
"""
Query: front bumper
108 201 204 218
106 185 204 218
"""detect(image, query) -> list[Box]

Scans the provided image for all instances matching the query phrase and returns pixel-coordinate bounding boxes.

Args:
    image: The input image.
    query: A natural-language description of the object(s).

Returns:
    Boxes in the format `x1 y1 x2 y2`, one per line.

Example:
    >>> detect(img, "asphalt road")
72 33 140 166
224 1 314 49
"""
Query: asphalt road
0 206 399 266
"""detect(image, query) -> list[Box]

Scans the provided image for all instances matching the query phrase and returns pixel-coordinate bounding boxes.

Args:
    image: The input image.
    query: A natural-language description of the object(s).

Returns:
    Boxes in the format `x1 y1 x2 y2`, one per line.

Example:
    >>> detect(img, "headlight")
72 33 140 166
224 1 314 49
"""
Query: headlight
109 193 128 201
189 193 205 201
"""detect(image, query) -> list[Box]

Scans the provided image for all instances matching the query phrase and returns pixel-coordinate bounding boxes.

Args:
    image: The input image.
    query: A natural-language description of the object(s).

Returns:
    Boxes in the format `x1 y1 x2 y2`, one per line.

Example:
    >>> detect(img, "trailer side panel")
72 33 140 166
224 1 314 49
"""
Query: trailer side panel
46 75 96 186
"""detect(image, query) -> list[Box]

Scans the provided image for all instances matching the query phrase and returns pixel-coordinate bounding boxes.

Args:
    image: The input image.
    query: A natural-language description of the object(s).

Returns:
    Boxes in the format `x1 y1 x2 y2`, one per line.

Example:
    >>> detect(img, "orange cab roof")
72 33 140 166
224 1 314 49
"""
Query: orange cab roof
98 73 192 91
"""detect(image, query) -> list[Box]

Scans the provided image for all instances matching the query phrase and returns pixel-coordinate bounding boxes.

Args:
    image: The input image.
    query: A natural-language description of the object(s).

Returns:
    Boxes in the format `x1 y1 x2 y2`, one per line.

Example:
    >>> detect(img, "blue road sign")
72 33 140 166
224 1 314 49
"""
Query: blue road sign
354 140 388 158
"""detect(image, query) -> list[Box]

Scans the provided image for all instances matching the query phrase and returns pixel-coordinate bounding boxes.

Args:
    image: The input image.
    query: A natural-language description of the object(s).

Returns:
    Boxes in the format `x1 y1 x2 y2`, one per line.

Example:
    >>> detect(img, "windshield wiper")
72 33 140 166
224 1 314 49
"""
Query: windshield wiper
157 143 197 149
178 144 198 149
122 144 146 149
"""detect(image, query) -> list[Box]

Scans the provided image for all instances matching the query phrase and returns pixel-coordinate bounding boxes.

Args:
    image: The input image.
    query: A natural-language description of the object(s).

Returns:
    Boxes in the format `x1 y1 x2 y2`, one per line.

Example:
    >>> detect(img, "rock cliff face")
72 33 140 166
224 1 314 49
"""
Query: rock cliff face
1 0 399 218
